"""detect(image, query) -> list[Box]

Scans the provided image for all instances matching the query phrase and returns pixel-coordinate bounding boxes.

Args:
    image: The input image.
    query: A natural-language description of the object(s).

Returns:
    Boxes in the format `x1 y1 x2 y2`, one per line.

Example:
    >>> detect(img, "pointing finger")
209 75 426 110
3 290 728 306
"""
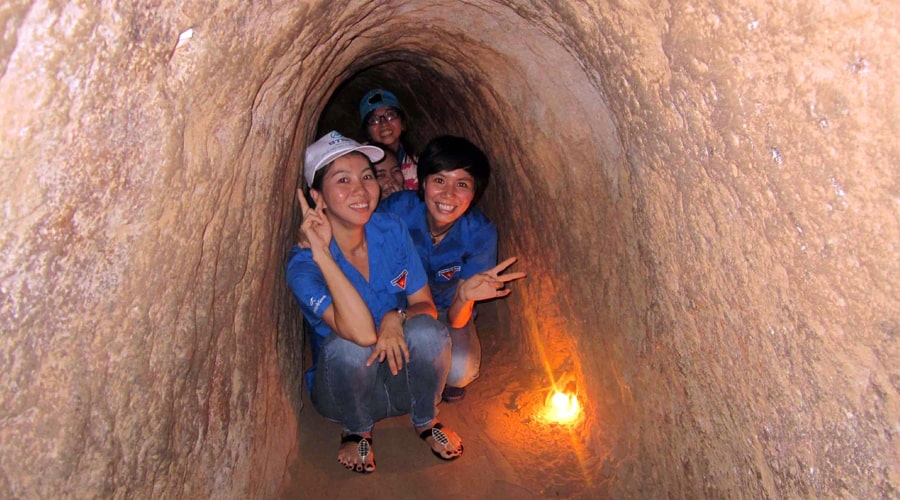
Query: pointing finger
388 349 400 375
297 188 309 211
365 349 379 367
490 256 519 275
498 271 527 283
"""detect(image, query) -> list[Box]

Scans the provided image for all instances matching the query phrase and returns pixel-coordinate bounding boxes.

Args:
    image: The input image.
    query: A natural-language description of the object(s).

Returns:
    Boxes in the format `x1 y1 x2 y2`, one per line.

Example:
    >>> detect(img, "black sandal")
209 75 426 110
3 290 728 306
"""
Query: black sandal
442 385 467 402
418 423 463 461
339 434 375 473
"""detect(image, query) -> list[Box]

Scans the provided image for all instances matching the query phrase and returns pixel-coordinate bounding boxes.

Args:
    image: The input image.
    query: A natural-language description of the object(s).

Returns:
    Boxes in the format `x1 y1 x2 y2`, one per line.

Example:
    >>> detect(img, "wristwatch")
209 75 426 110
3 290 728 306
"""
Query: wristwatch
395 307 407 325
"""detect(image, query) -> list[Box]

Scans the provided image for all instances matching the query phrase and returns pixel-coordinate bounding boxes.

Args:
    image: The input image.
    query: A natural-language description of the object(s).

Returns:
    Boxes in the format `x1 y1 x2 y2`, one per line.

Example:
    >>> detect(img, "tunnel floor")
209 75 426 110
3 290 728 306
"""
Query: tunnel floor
284 312 605 498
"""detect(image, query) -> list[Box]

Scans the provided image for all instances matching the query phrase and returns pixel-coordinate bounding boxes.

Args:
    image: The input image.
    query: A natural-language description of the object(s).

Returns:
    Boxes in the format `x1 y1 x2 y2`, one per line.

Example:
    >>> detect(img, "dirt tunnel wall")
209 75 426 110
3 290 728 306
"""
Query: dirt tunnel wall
1 1 897 498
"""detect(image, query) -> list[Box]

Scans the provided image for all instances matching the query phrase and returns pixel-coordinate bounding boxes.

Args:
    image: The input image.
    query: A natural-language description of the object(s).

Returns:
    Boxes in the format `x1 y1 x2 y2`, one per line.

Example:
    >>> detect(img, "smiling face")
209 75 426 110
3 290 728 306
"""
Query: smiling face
365 106 404 151
373 149 404 200
422 168 476 230
313 153 380 230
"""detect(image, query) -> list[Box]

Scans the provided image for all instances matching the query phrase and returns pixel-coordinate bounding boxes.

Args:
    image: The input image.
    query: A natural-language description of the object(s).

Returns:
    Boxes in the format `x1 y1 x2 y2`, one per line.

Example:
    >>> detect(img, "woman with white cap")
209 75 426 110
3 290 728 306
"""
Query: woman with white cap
286 131 464 474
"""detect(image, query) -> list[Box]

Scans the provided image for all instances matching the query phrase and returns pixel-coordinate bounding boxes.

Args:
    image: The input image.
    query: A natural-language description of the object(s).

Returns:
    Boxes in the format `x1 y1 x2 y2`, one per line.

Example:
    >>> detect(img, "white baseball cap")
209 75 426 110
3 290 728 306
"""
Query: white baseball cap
304 131 384 188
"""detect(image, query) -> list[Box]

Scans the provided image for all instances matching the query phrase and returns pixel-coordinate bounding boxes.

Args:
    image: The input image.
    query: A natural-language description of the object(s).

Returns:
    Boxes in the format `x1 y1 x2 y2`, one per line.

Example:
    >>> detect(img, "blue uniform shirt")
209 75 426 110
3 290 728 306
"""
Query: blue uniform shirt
285 212 429 392
378 191 498 310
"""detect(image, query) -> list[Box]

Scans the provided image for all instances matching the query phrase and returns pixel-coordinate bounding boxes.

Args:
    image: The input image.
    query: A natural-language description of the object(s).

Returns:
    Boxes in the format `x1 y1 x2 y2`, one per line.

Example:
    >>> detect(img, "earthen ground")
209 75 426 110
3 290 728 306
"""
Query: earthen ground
284 313 607 499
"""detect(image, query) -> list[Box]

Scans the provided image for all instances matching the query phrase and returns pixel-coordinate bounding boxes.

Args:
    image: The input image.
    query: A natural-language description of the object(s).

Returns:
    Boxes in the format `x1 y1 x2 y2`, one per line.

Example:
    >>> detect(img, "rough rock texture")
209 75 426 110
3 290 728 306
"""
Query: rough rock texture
1 0 897 498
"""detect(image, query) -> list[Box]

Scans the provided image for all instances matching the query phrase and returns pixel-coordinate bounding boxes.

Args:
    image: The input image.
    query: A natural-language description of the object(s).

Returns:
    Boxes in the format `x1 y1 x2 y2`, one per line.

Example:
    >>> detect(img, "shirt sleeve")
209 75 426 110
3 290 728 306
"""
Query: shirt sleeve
376 190 413 217
285 247 333 327
460 218 498 279
376 193 396 214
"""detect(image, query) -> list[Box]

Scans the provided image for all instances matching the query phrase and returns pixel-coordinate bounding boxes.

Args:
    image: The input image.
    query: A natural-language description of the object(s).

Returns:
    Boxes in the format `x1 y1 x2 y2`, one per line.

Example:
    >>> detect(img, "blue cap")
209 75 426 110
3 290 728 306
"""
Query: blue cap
359 89 403 121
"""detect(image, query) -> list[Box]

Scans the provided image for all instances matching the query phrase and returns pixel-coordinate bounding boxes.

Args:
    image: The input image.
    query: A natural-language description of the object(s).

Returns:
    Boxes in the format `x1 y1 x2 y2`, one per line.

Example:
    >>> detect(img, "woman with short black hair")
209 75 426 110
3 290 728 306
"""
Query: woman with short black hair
378 135 526 402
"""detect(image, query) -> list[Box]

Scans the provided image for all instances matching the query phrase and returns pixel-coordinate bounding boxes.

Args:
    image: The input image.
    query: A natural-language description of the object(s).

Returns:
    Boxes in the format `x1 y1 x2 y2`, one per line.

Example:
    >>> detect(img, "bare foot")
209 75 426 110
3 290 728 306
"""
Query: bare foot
338 433 375 473
417 421 463 460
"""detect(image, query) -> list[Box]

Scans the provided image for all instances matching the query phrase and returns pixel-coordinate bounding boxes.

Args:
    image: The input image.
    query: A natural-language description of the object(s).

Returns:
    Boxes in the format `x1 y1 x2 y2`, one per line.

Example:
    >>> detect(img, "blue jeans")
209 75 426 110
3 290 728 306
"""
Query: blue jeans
310 315 450 435
439 310 482 388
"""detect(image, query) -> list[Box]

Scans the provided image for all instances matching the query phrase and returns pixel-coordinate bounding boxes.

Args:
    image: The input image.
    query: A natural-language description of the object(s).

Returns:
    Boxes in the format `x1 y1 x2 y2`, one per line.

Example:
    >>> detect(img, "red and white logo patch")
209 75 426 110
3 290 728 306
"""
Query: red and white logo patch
391 269 409 290
437 266 461 281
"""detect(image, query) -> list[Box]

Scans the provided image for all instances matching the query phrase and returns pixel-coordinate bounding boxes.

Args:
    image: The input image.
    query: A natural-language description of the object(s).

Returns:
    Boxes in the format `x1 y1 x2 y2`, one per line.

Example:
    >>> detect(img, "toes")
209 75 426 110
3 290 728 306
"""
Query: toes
442 444 463 459
434 437 463 458
450 442 463 457
419 424 463 461
338 435 375 473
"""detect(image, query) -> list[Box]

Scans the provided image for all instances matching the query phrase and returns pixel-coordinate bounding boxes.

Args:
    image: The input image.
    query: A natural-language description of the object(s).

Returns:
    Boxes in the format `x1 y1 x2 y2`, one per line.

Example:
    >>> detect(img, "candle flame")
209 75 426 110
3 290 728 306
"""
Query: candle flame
546 391 580 423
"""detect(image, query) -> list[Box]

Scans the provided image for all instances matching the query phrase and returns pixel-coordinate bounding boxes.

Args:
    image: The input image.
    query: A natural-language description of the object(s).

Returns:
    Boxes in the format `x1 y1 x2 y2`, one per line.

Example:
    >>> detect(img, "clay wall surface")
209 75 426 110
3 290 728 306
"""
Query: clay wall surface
1 0 896 497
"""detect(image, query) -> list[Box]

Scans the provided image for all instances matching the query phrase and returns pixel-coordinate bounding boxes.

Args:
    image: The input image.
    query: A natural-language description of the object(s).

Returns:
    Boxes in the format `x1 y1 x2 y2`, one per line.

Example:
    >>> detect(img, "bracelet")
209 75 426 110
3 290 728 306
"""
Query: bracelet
395 307 407 325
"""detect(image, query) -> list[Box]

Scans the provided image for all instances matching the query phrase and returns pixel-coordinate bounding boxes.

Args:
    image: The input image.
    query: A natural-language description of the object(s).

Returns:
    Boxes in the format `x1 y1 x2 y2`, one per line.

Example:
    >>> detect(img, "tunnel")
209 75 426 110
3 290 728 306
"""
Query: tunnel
1 0 897 498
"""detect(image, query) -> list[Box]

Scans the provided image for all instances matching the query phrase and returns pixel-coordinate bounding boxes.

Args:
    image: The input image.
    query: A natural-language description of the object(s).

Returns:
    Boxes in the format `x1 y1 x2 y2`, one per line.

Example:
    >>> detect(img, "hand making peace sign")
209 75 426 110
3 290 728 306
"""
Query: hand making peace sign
296 188 332 253
457 257 527 303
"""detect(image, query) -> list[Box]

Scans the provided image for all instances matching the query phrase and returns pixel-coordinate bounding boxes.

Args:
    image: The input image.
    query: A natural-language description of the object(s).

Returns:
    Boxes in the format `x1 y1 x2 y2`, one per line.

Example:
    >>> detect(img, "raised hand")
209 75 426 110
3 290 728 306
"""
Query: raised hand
296 188 332 253
458 256 527 303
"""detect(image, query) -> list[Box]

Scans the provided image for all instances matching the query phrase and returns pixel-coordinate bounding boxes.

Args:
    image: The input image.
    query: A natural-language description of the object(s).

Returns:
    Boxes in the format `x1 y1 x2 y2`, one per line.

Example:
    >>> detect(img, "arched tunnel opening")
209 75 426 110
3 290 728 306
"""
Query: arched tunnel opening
285 14 626 494
1 1 897 498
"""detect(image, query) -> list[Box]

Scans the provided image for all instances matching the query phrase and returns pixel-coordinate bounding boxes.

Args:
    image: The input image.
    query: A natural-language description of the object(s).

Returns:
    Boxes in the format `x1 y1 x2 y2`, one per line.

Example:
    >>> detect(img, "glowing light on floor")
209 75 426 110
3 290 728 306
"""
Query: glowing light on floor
545 389 581 424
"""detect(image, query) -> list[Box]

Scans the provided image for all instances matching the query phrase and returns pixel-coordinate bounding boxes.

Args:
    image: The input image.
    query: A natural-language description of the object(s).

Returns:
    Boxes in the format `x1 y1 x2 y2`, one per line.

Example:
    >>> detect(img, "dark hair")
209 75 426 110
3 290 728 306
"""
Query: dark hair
416 135 491 205
369 142 398 164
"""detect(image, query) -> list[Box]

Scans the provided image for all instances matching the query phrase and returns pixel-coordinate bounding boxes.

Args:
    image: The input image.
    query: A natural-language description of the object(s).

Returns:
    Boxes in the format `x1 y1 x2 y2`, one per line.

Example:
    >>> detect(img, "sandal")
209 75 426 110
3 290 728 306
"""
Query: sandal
441 385 467 402
418 423 463 461
339 434 375 473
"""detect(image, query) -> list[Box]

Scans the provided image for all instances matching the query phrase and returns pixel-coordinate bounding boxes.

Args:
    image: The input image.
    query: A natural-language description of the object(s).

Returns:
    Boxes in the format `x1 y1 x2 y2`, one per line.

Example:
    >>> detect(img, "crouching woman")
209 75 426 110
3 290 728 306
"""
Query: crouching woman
286 131 464 474
378 135 526 402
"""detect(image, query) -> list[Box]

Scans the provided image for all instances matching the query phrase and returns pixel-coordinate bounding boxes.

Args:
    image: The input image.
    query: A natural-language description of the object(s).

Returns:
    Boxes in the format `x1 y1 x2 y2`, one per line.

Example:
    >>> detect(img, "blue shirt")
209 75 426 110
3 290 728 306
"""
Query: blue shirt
377 191 497 310
285 212 428 391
